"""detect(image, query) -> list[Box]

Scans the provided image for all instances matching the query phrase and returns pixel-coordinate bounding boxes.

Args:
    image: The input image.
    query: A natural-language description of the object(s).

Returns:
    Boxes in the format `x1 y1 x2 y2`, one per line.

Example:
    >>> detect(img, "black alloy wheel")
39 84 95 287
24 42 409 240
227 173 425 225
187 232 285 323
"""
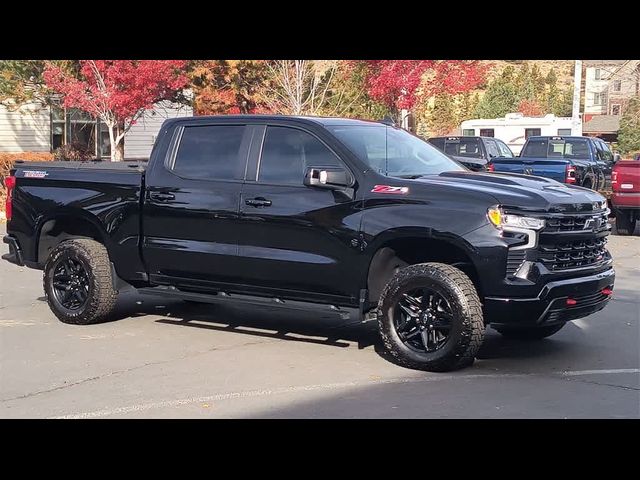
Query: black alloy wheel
394 288 453 353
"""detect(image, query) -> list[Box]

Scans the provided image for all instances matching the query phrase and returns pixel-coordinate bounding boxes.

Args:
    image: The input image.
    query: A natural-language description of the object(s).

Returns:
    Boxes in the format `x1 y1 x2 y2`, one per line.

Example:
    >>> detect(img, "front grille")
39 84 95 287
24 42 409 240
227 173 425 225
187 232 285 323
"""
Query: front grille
543 211 609 233
504 209 611 276
538 237 608 271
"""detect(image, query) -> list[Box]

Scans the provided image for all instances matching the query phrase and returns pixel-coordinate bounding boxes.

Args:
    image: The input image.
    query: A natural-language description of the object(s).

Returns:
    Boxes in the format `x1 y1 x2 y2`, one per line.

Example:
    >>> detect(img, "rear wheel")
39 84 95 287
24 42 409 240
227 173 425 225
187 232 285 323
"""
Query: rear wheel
615 209 636 235
44 239 117 325
496 323 565 340
378 263 485 372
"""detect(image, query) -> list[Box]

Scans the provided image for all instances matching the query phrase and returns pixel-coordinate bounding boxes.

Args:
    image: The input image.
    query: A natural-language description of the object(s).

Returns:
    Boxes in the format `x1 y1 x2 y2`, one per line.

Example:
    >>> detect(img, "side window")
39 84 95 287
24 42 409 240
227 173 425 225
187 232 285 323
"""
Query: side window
485 139 500 158
593 140 605 160
259 126 342 185
497 140 513 157
479 128 494 137
173 125 246 180
462 129 475 136
599 141 613 162
428 138 445 151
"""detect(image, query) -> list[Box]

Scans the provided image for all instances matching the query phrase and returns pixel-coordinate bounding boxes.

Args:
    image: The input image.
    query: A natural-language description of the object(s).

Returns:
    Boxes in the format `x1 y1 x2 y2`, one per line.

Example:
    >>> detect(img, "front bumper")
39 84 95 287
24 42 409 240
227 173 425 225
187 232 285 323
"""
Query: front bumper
2 235 24 266
484 267 615 328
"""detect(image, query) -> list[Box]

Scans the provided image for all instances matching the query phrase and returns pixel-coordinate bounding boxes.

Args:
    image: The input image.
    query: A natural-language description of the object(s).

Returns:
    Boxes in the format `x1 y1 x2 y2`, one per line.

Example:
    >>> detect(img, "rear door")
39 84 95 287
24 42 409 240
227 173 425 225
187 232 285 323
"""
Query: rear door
235 124 363 305
143 122 251 289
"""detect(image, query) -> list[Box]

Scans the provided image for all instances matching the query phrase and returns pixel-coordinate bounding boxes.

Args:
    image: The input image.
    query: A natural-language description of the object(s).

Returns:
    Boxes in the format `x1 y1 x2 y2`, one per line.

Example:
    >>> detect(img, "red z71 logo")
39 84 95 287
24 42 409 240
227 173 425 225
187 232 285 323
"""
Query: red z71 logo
371 185 409 194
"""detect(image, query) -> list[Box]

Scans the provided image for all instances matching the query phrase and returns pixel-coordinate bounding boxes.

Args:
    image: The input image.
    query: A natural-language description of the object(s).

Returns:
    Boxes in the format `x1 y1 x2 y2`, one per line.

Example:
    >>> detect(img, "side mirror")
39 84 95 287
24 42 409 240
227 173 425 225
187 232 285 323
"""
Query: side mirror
304 166 354 189
613 153 621 163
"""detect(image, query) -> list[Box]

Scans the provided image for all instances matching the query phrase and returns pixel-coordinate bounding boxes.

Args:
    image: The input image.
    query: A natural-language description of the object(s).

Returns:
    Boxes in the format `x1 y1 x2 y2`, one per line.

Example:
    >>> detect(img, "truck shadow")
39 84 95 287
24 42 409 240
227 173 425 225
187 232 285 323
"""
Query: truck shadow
108 288 580 366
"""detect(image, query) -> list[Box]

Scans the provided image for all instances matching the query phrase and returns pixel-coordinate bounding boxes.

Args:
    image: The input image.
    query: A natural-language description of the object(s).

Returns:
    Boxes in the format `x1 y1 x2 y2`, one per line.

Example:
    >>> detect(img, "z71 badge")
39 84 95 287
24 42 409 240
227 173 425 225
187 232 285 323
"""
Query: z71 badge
23 170 49 179
371 185 409 194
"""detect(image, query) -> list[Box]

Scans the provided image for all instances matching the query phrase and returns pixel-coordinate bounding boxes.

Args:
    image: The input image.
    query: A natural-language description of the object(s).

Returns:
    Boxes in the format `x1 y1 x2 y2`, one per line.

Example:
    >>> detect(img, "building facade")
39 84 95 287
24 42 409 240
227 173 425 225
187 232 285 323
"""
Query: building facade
0 101 193 159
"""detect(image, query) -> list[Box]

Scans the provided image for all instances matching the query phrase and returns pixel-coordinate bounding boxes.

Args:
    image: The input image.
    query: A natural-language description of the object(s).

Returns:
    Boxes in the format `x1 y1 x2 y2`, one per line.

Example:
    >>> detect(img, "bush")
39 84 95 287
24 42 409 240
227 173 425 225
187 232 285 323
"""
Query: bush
1 152 54 218
53 143 94 162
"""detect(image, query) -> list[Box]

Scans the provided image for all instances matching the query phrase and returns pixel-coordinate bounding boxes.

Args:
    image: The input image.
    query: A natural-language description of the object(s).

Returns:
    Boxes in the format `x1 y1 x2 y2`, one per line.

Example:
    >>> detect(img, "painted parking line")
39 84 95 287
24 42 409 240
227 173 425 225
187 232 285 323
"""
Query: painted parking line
49 368 640 419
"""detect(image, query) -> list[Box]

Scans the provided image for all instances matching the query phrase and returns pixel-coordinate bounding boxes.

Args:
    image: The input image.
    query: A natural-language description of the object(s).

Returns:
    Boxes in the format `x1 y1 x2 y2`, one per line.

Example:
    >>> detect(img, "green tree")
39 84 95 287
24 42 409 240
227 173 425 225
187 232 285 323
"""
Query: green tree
0 60 75 109
426 93 457 135
474 77 519 118
618 96 640 154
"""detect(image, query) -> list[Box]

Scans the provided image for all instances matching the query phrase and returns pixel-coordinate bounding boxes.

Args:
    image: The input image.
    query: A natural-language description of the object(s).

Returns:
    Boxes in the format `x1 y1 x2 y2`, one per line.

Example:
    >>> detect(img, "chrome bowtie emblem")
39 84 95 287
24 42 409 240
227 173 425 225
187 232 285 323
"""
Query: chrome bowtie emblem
584 216 601 230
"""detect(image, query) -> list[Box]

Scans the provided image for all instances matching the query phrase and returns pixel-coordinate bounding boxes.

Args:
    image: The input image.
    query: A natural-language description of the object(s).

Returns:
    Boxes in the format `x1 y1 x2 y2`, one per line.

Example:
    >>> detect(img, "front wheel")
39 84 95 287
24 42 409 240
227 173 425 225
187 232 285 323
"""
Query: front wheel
378 263 485 372
44 239 118 324
496 323 565 340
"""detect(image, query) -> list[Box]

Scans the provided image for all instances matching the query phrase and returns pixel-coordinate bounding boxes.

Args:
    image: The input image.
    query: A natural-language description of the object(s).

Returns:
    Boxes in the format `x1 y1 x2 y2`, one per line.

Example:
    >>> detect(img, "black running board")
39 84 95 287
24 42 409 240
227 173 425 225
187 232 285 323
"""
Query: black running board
137 285 353 320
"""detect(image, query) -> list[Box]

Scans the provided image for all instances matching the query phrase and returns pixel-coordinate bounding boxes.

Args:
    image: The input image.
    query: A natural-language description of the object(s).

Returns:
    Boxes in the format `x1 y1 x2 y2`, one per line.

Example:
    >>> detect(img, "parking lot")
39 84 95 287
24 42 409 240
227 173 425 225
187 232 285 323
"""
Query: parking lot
0 224 638 418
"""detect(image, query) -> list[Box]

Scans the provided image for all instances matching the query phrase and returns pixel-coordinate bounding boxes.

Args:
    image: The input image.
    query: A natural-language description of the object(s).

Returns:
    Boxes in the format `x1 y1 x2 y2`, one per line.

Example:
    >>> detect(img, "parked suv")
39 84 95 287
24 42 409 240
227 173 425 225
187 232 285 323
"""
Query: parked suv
3 116 615 372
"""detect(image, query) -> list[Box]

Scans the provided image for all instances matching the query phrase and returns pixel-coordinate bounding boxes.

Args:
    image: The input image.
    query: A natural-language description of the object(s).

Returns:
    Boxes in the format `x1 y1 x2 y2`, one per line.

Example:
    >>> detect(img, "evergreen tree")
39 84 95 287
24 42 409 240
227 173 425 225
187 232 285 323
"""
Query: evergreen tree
618 96 640 154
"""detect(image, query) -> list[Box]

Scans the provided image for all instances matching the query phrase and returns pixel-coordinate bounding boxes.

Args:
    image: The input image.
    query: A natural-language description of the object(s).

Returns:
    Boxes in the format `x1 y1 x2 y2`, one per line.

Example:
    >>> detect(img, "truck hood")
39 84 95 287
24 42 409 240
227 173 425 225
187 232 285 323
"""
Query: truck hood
411 171 606 212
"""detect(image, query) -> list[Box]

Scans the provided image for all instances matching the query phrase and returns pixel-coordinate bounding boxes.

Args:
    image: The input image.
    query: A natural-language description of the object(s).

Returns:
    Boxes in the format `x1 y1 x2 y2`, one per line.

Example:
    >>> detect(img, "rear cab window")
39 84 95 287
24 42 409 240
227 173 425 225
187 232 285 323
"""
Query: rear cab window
172 124 247 180
521 137 590 159
443 137 484 158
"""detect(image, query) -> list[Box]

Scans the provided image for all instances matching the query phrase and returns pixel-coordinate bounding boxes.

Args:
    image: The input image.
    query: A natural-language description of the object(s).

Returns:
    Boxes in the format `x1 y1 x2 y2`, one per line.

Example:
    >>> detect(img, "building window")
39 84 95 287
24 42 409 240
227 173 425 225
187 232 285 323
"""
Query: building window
595 68 602 80
593 92 606 105
613 80 622 92
525 128 542 139
462 129 475 136
479 128 494 137
557 128 572 136
611 104 621 115
50 107 109 158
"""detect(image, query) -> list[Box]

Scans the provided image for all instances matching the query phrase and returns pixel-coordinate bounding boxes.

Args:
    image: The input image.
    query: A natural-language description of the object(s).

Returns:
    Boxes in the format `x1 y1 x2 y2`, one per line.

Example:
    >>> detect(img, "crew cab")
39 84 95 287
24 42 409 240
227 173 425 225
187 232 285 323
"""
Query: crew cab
2 116 615 372
489 136 613 191
427 135 515 171
610 158 640 235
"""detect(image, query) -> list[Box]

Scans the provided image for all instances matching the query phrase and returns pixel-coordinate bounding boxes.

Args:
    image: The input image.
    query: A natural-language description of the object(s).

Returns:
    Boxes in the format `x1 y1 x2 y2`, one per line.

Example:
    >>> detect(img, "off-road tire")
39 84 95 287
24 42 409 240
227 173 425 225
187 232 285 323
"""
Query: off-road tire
496 323 565 340
378 263 485 372
44 239 117 325
615 210 636 236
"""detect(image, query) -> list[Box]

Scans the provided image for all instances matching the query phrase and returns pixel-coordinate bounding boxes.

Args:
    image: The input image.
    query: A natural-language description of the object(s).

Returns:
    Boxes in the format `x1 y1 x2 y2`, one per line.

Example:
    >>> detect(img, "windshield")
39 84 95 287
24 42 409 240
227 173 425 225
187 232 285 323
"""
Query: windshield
522 138 591 159
327 125 465 178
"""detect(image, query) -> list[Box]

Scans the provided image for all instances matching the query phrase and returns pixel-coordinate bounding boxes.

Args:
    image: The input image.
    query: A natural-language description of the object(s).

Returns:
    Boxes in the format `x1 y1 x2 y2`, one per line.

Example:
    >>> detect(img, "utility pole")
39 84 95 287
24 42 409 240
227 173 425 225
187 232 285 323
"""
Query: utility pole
571 60 583 136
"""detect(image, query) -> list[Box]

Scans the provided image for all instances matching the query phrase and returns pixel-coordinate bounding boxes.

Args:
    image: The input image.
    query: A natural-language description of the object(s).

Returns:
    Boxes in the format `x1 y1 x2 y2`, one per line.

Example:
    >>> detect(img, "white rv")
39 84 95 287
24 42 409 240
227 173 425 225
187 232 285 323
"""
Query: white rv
460 113 581 155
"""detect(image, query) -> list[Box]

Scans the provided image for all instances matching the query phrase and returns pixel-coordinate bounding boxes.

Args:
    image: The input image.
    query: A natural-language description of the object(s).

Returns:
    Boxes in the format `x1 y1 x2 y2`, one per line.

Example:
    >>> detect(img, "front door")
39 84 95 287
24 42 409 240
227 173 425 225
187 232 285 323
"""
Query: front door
143 122 250 289
236 125 363 305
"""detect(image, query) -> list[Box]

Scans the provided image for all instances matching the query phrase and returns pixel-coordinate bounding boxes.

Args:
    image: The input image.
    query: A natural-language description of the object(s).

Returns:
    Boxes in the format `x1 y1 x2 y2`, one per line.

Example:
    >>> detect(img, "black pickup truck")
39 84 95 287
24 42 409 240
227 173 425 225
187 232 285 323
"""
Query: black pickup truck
2 116 615 372
427 135 516 171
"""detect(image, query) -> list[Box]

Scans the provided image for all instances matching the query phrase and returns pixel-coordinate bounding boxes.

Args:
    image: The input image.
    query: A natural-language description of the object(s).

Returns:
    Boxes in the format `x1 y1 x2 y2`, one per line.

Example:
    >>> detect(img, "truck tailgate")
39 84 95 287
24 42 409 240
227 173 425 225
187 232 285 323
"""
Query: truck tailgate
611 160 640 208
490 157 568 183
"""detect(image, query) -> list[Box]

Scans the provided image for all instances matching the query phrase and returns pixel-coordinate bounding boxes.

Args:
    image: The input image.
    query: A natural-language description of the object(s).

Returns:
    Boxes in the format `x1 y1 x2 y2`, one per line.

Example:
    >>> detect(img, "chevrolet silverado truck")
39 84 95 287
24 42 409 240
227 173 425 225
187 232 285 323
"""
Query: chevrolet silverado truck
427 135 515 171
610 158 640 235
489 136 614 191
2 116 615 372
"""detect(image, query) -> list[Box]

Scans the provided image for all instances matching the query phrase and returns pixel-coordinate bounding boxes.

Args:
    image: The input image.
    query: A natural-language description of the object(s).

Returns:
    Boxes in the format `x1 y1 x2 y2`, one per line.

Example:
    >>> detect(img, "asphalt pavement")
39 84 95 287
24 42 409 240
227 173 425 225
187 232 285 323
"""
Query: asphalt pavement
1 224 638 418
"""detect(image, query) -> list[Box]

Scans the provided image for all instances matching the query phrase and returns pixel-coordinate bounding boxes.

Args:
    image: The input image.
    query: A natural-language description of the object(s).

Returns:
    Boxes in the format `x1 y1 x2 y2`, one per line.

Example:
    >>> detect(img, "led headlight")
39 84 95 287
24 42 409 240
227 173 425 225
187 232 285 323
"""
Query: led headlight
487 207 545 231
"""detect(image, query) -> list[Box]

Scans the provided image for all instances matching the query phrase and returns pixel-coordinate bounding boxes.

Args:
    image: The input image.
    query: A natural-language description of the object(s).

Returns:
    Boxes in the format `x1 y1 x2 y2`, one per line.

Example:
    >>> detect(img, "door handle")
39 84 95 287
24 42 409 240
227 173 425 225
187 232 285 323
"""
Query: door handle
245 197 272 208
149 192 175 202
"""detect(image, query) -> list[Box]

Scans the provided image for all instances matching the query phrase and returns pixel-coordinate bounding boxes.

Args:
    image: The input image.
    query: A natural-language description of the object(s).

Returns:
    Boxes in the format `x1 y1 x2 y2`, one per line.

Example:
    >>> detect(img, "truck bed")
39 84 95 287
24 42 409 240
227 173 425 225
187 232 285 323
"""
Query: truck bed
13 160 147 172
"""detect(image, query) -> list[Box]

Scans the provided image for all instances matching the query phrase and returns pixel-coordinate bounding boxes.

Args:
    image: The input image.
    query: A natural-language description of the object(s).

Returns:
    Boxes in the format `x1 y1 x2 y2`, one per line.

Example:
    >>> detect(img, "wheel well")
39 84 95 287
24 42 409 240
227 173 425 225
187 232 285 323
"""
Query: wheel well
37 216 105 266
366 237 481 304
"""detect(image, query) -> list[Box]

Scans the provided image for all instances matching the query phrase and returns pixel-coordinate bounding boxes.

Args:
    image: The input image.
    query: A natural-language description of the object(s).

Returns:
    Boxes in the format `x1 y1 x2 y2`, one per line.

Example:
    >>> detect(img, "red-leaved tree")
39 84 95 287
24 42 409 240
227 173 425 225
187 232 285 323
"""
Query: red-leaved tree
363 60 488 112
518 98 544 116
44 60 188 161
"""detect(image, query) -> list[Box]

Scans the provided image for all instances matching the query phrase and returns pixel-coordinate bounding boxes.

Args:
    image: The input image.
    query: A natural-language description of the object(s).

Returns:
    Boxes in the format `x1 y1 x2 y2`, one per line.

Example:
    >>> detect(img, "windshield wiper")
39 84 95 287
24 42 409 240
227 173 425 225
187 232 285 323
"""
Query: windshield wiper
395 174 429 179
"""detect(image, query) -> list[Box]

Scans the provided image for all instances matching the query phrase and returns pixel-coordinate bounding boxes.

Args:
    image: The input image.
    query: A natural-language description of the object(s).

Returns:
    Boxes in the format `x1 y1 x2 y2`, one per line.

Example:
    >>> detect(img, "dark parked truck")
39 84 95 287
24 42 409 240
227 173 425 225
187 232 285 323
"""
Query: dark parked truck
427 135 515 171
489 136 614 191
2 116 616 372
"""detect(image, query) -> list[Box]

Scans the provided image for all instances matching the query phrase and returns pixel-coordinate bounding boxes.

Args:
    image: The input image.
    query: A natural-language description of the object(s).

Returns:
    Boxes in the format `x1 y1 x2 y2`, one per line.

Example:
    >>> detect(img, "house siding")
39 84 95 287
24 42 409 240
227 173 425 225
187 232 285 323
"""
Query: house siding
124 102 193 159
0 103 51 153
